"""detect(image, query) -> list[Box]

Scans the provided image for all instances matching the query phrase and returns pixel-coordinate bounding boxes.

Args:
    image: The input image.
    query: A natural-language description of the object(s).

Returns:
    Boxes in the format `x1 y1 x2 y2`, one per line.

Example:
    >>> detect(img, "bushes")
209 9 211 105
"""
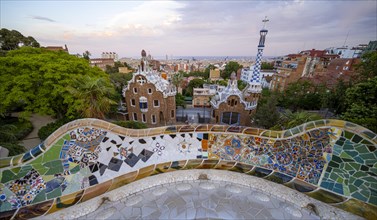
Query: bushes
114 121 147 129
38 118 74 140
0 116 31 156
0 142 26 156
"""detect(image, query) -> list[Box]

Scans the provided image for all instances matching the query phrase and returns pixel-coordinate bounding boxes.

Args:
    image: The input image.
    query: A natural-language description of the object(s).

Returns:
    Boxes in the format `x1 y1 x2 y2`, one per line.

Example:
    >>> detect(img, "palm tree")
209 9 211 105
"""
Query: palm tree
0 124 17 142
278 110 322 129
67 76 117 119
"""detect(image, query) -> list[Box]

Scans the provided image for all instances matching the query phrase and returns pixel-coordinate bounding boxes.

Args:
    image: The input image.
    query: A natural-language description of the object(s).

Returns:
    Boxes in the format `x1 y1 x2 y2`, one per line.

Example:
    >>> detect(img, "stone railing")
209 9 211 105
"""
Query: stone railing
0 119 376 219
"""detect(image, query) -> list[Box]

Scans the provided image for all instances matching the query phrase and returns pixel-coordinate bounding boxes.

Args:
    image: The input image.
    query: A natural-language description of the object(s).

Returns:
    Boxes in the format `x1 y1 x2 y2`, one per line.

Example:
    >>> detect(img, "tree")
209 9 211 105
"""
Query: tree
109 72 133 93
172 72 184 89
261 62 274 70
254 95 280 129
115 120 147 129
221 61 242 79
355 51 377 82
0 28 40 52
67 76 117 119
0 47 112 119
237 80 247 90
185 78 205 97
175 93 186 108
273 110 322 130
342 77 377 133
82 50 91 60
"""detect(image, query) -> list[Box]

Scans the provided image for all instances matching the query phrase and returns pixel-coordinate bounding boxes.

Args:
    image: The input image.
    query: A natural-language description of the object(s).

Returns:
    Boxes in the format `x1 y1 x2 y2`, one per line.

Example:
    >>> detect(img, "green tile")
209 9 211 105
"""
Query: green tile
344 163 354 171
352 191 368 202
10 167 21 174
44 160 64 175
62 133 70 141
343 130 354 139
0 201 11 212
1 170 16 184
340 151 354 160
46 186 62 200
360 189 371 199
360 153 376 160
70 165 81 174
349 163 361 170
354 179 364 187
354 171 368 178
42 144 63 163
354 156 364 164
31 189 46 204
31 163 49 175
30 154 44 165
355 145 370 154
349 185 358 193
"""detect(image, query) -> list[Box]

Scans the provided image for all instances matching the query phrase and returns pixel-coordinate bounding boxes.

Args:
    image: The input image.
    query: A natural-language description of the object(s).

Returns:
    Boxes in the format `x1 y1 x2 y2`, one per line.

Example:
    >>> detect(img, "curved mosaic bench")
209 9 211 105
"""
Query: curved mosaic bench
0 119 376 219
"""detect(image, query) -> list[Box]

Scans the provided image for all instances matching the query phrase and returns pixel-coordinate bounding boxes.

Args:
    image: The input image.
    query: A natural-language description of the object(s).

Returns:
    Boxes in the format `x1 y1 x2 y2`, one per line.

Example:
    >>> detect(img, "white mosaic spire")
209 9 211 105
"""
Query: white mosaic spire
247 17 269 92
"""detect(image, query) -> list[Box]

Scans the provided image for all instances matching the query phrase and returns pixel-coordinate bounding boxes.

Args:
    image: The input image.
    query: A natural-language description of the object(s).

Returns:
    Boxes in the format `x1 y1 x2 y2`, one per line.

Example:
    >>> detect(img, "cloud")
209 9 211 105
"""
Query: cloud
31 15 56 22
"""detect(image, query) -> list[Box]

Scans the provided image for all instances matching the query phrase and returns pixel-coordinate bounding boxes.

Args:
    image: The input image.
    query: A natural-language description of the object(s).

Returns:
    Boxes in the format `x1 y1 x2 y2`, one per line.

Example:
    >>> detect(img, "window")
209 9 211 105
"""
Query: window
142 113 146 123
133 87 138 94
221 112 240 125
171 110 174 118
154 100 159 107
152 115 156 124
148 88 152 94
131 99 136 106
139 97 148 112
133 113 138 121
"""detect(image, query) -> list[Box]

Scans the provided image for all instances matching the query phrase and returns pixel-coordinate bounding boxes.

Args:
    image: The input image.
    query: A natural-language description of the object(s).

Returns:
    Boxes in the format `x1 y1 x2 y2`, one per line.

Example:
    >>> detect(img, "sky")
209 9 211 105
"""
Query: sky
1 0 376 58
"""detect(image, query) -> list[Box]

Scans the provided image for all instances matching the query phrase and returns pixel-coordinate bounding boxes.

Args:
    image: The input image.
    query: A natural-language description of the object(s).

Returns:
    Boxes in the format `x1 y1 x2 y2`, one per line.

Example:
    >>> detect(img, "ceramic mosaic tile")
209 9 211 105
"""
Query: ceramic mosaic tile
0 119 376 219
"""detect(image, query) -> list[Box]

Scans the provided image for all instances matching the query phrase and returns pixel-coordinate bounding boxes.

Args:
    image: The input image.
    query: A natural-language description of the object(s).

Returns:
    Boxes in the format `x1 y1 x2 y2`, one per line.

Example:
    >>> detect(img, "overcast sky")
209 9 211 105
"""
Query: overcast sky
1 0 376 58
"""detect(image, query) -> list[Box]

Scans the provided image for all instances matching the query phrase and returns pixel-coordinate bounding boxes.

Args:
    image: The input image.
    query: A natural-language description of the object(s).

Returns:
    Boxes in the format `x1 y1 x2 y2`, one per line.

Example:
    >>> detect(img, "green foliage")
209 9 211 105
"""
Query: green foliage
175 93 186 108
172 72 184 88
0 47 114 119
0 28 40 52
278 80 322 111
105 61 134 74
237 80 247 90
355 51 377 81
272 110 322 130
82 50 91 60
109 72 133 93
254 94 280 129
217 80 228 86
185 78 205 97
0 142 26 156
342 77 377 133
261 62 274 70
321 80 351 115
221 61 242 79
0 117 32 142
67 76 117 119
115 120 147 129
38 118 74 140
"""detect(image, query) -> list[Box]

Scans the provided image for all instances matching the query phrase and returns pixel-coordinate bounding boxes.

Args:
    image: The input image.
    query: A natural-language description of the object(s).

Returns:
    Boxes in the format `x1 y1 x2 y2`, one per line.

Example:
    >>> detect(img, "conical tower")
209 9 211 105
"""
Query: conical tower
245 16 269 94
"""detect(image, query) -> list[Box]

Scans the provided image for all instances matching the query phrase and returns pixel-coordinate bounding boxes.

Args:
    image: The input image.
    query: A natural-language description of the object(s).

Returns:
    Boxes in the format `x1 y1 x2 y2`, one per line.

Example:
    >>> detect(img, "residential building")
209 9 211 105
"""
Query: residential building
193 84 225 107
101 52 118 61
209 68 221 81
122 50 176 127
89 58 115 71
44 44 69 53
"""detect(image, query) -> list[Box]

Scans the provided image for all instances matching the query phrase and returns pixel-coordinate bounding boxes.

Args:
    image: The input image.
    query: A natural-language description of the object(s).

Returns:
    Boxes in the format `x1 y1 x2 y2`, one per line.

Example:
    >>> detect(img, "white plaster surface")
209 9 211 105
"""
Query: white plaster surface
37 170 363 220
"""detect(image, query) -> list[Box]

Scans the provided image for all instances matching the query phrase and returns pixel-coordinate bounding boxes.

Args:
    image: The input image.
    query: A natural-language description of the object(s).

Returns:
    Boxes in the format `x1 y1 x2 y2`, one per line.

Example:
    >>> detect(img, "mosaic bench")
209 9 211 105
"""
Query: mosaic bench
0 119 376 219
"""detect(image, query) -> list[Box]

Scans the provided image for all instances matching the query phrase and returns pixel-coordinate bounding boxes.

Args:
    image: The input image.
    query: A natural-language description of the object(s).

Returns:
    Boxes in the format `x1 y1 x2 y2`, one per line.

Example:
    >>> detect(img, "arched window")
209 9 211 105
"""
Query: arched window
139 97 148 112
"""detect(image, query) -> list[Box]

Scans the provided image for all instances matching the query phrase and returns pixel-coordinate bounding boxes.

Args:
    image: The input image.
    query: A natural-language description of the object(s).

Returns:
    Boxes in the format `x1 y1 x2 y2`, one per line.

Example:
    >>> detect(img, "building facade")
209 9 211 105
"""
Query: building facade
89 58 115 71
123 50 176 127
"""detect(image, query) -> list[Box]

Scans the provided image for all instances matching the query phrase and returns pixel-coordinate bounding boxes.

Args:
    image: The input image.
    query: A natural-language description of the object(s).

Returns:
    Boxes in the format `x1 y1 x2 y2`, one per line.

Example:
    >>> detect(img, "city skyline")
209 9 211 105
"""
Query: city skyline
1 0 376 58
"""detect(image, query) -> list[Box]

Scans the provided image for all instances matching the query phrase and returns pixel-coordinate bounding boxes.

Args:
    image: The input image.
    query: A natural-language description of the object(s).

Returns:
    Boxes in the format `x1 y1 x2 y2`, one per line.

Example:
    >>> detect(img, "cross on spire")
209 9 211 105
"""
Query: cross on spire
262 16 269 29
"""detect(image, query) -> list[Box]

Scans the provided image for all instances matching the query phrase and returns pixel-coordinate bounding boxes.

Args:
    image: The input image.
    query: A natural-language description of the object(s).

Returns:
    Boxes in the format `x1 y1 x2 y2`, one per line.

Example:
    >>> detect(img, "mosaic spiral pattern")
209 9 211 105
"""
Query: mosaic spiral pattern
0 119 376 219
